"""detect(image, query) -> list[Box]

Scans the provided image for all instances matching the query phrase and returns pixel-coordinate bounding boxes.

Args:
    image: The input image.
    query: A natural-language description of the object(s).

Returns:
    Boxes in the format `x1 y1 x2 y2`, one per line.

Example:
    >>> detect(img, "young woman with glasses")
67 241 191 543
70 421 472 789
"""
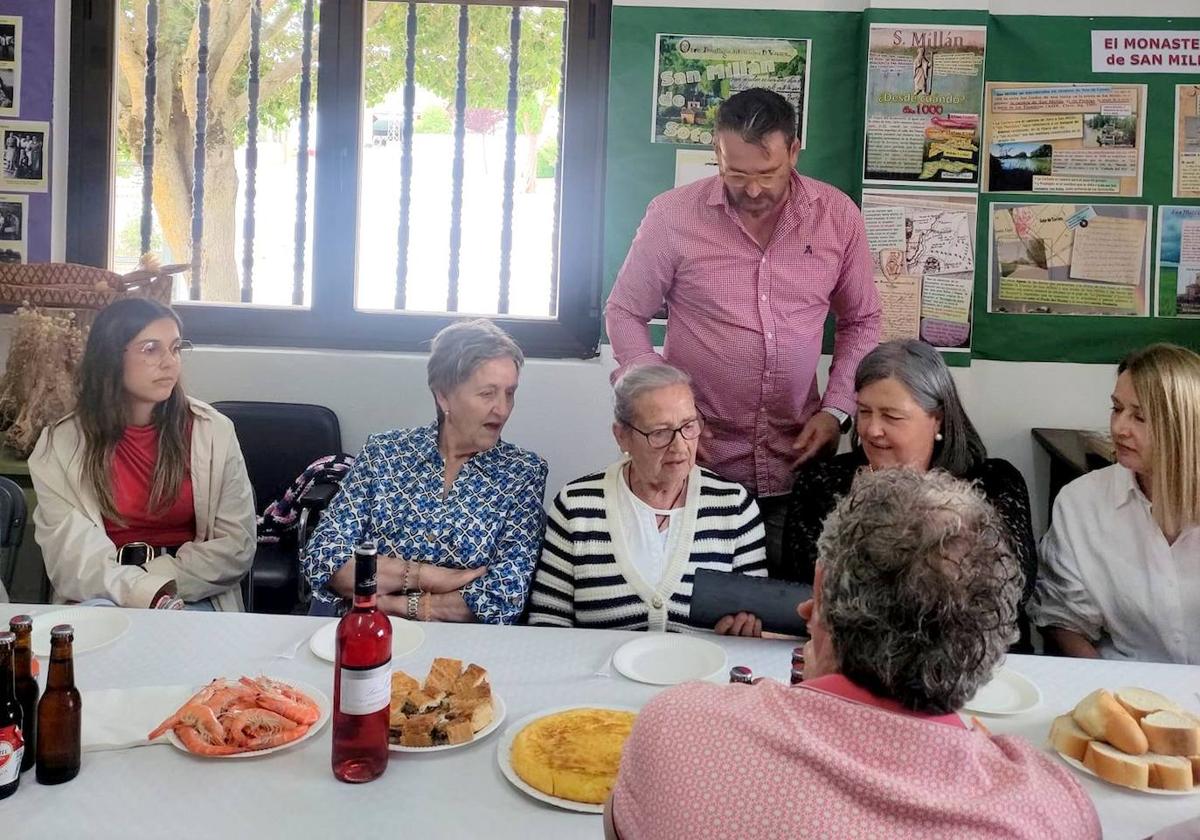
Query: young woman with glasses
29 298 255 610
527 364 768 634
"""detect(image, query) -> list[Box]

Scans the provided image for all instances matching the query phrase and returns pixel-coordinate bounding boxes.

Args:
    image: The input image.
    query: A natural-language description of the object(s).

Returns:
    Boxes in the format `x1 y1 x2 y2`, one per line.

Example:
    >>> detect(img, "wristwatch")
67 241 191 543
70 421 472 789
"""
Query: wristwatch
822 407 852 434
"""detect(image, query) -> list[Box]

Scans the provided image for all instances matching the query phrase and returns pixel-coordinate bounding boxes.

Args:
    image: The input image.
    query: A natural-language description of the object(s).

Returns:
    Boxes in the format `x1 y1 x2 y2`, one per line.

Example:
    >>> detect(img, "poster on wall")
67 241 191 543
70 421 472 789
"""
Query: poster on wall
862 24 986 188
982 83 1146 197
861 190 977 351
1175 85 1200 199
0 16 19 119
0 119 47 193
1156 206 1200 318
652 34 810 148
0 192 25 264
987 202 1150 316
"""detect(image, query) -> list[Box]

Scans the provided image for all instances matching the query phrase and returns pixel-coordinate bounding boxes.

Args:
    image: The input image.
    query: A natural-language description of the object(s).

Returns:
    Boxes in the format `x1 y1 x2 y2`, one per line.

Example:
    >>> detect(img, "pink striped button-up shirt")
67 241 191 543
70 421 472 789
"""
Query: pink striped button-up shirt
605 172 881 496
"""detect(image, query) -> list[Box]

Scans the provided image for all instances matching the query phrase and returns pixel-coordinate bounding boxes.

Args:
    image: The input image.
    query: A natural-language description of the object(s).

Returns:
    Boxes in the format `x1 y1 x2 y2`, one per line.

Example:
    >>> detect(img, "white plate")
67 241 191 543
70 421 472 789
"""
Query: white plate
31 607 131 657
496 705 641 814
611 634 727 686
164 677 331 759
308 617 425 663
962 666 1041 716
1055 751 1200 796
389 694 506 753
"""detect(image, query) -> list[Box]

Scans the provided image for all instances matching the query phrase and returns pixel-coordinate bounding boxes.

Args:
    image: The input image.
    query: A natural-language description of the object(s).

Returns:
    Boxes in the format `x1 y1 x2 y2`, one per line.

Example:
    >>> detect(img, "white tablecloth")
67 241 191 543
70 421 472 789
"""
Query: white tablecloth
3 604 1199 839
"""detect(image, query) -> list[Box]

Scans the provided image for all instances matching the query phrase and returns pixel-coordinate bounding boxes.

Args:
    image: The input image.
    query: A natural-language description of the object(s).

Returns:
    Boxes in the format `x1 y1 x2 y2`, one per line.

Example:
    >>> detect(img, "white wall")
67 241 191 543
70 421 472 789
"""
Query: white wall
174 342 1117 537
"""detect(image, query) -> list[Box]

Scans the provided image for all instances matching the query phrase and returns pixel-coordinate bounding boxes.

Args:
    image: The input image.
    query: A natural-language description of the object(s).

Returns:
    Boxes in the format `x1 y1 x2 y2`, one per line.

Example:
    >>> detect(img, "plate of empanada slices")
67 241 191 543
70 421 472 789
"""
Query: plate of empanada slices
387 657 506 752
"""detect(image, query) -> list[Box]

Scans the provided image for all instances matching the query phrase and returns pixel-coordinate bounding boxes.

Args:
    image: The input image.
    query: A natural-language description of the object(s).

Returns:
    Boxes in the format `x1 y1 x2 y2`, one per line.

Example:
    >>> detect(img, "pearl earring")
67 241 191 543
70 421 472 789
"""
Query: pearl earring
935 432 943 441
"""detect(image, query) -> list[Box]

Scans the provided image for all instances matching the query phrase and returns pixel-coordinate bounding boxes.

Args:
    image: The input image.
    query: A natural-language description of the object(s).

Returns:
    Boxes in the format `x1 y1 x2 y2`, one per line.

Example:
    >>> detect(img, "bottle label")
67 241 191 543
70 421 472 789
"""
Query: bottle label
338 661 392 715
0 724 23 786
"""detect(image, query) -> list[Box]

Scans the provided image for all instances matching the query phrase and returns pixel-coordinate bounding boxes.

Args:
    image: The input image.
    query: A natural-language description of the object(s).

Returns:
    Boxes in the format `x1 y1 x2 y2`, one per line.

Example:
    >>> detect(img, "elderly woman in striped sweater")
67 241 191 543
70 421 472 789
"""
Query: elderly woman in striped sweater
528 364 768 635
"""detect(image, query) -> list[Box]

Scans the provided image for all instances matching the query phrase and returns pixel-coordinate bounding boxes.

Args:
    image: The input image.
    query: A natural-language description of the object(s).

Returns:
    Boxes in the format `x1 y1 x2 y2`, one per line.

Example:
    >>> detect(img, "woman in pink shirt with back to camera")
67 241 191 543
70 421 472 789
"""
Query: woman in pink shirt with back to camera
606 468 1100 840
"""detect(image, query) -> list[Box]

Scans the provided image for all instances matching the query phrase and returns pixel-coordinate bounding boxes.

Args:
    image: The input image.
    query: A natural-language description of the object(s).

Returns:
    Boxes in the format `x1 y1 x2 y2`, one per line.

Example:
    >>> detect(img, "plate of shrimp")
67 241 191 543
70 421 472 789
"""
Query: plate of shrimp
148 675 330 758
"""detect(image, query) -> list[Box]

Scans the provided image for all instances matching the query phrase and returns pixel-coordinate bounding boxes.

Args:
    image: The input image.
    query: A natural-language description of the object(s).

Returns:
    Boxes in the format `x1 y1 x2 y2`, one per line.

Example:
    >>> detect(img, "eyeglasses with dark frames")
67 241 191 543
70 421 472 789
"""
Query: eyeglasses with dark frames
623 415 705 449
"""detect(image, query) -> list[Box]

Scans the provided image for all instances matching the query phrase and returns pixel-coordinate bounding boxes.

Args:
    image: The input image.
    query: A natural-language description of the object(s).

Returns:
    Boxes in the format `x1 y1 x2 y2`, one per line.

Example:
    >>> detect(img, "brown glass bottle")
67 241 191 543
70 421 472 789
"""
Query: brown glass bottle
36 624 81 785
10 615 37 773
0 631 23 799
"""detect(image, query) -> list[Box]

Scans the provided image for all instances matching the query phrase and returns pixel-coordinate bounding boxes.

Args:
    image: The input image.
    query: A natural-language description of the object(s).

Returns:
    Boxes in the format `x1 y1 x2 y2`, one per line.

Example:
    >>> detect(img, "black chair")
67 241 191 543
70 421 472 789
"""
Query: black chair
0 476 28 599
213 401 343 615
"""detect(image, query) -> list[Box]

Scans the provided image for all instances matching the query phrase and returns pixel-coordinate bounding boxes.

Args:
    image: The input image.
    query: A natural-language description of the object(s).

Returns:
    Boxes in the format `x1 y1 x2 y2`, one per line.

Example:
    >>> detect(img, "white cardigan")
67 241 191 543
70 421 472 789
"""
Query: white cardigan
29 397 256 610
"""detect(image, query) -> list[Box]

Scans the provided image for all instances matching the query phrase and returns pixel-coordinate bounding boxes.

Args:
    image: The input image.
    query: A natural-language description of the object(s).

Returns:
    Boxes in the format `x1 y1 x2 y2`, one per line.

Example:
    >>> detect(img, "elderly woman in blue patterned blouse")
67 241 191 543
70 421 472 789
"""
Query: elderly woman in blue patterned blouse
303 320 548 624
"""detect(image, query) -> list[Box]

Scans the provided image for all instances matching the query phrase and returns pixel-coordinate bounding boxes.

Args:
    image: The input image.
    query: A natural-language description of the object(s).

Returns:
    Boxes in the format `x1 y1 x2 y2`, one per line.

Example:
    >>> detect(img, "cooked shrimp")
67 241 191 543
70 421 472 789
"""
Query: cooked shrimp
239 676 321 725
174 726 241 756
148 703 225 743
224 708 308 750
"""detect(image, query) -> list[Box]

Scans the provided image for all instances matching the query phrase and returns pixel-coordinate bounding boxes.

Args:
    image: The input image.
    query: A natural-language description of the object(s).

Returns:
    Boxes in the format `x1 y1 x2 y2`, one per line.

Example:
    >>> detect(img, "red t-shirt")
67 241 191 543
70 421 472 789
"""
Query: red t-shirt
103 424 196 548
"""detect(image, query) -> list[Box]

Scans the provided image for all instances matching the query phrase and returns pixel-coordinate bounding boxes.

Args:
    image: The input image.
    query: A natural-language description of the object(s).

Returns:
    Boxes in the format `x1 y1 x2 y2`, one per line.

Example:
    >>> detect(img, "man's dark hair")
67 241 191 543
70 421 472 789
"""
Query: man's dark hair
715 88 797 146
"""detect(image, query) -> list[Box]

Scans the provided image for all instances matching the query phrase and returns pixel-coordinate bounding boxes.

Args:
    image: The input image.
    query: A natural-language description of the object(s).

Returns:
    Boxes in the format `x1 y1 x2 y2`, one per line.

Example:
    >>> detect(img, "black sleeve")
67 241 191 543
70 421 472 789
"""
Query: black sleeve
779 460 851 585
976 459 1038 605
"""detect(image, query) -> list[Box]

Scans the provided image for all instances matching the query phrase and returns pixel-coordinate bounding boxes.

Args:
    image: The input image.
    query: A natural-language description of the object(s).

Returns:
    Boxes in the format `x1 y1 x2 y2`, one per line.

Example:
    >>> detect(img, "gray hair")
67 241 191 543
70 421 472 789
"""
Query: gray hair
427 319 524 419
816 468 1023 714
613 364 693 426
853 340 986 475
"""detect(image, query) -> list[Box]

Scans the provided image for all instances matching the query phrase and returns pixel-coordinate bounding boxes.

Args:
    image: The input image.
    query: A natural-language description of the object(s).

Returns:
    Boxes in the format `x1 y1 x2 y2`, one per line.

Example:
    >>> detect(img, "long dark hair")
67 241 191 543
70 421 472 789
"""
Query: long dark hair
76 298 193 522
852 340 986 475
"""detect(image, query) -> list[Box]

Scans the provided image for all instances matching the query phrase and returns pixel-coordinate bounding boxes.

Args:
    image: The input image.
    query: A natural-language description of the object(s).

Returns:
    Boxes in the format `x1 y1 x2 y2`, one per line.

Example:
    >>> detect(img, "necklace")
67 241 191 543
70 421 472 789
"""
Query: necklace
627 464 688 531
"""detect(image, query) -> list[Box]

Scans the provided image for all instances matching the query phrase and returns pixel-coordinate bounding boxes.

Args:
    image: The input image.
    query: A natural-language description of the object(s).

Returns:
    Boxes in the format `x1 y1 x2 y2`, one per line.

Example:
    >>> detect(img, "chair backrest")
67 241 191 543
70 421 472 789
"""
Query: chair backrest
0 475 27 592
211 401 343 515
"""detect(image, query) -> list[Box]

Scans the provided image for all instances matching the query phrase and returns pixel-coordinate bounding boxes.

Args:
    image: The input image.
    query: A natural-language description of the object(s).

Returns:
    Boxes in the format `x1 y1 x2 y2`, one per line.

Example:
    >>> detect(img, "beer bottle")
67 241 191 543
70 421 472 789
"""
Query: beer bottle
10 615 37 772
36 624 81 785
0 631 23 800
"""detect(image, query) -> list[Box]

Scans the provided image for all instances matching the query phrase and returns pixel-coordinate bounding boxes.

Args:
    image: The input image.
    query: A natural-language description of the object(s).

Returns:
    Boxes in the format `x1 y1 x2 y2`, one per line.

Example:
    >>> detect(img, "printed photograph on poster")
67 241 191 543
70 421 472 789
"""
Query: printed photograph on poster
861 190 977 350
652 34 810 148
0 193 24 264
0 16 21 119
863 24 986 188
1156 206 1200 317
0 120 48 192
982 83 1146 197
988 202 1150 316
1175 85 1200 199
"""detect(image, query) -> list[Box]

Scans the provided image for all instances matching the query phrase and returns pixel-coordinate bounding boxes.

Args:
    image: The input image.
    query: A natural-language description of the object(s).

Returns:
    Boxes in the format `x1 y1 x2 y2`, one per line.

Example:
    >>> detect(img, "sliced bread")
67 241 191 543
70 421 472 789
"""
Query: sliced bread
1146 753 1194 791
1083 741 1150 789
1140 711 1200 757
1050 714 1093 762
1073 689 1149 755
1115 687 1182 721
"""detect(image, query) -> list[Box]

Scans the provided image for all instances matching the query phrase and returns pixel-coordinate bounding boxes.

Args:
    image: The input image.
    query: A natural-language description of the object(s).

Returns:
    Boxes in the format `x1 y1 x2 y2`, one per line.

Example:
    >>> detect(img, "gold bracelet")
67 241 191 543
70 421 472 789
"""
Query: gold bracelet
399 559 410 593
414 561 422 593
421 592 432 623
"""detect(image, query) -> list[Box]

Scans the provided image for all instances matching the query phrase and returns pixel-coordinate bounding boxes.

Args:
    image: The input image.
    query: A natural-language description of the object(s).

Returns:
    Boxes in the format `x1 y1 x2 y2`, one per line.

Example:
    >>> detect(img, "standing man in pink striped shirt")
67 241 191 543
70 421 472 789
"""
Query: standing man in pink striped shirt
606 88 881 569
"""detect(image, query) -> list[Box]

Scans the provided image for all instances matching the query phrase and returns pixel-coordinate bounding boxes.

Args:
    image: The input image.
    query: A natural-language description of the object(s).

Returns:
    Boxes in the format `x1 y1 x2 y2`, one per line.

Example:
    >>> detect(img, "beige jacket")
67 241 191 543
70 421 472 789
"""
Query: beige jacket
29 398 256 610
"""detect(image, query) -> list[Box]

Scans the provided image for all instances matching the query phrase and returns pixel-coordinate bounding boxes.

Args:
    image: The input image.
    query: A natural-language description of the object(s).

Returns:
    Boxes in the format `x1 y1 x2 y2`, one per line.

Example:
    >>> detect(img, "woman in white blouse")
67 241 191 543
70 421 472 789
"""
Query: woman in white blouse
1030 343 1200 663
527 364 768 634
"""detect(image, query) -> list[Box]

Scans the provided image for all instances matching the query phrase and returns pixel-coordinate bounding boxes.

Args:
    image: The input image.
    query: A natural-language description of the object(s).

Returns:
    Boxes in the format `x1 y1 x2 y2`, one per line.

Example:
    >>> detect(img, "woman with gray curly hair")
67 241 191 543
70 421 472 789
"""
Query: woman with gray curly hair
606 469 1099 840
304 319 548 624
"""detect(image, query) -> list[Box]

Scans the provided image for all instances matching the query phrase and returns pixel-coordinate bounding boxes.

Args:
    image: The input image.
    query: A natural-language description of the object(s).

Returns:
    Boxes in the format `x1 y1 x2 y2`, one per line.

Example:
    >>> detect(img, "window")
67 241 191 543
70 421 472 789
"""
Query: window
69 0 610 356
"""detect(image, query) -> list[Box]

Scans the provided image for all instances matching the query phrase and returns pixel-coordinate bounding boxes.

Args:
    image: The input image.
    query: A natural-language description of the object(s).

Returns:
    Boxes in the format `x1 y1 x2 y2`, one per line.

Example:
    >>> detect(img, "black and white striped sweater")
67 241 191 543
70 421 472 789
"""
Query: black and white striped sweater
527 461 768 632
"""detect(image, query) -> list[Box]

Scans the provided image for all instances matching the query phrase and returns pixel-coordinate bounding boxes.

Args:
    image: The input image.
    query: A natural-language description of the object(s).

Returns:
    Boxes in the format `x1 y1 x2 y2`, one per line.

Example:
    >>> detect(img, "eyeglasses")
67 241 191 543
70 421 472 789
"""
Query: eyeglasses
719 165 792 189
126 338 193 366
624 416 705 449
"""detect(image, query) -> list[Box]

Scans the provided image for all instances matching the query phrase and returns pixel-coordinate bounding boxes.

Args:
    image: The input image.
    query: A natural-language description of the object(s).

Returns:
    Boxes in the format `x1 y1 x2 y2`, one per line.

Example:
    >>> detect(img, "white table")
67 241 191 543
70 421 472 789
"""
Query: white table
3 605 1199 839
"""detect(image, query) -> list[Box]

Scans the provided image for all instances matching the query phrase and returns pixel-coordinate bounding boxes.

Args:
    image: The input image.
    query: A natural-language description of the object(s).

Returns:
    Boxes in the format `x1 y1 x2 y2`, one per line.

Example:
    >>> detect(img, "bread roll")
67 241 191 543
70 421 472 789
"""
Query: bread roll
1050 714 1093 762
1115 687 1182 720
1140 711 1200 757
1146 753 1194 791
1083 741 1150 789
1073 689 1149 755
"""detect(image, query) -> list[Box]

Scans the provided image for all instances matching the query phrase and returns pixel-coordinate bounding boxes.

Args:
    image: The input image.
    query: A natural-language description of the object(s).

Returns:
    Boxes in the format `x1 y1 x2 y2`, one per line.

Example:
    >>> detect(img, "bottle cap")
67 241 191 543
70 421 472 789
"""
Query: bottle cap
353 541 379 595
0 630 13 646
8 615 31 631
50 624 74 639
729 665 753 684
791 646 804 664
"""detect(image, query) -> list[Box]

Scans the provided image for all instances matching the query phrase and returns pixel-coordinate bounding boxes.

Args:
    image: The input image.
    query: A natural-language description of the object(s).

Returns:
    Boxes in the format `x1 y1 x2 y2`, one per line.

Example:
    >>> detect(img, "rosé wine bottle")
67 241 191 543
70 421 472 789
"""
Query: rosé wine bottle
332 541 392 782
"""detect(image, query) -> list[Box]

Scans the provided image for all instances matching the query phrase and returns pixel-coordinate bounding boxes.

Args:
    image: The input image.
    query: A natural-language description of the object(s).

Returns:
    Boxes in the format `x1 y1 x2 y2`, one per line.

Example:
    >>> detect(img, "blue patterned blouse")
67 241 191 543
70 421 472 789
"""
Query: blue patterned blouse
303 423 549 624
